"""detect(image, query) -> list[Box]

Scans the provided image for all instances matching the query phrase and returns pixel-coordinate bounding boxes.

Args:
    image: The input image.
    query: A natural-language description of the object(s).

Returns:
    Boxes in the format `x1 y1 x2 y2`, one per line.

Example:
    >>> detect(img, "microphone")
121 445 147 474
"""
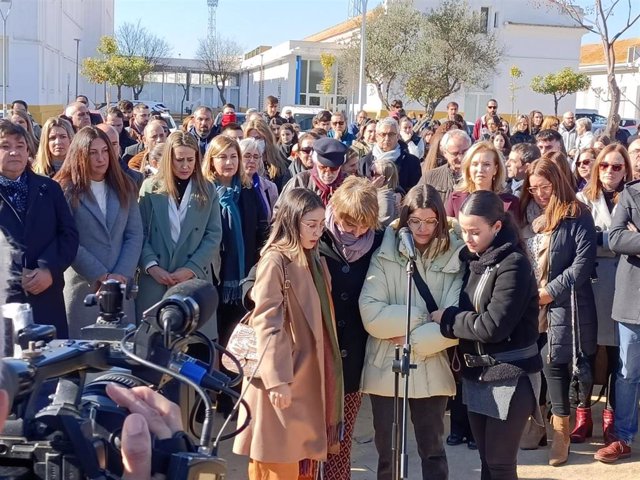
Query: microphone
399 227 417 261
147 279 218 336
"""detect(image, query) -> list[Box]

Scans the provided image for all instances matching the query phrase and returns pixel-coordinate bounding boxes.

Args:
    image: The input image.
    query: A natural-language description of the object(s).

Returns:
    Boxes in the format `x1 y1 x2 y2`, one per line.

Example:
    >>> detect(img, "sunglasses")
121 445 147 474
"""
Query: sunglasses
332 121 345 126
576 159 591 168
599 162 624 172
299 147 313 154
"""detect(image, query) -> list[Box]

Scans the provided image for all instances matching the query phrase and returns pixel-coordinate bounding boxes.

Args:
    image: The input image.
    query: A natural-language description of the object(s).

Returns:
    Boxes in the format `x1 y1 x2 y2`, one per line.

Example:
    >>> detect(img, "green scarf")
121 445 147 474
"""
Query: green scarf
308 252 344 455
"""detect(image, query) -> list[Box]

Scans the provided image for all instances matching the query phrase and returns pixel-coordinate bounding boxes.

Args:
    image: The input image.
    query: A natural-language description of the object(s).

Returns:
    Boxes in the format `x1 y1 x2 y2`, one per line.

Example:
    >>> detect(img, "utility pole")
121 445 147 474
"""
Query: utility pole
0 0 12 118
74 38 80 98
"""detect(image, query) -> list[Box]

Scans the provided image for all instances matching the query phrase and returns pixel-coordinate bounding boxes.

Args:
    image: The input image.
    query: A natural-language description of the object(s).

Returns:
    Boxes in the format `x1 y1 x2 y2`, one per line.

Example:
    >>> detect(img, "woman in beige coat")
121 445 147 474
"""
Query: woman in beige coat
359 184 464 480
233 188 343 480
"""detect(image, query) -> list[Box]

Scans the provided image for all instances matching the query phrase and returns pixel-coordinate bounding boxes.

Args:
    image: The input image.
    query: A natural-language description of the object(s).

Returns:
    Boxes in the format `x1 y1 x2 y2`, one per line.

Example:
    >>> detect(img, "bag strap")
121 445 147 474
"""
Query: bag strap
571 283 583 360
412 267 438 313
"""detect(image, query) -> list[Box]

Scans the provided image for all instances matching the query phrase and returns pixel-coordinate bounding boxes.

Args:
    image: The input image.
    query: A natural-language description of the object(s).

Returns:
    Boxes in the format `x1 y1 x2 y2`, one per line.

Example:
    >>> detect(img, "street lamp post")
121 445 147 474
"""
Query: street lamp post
357 0 368 113
0 0 12 118
74 38 80 98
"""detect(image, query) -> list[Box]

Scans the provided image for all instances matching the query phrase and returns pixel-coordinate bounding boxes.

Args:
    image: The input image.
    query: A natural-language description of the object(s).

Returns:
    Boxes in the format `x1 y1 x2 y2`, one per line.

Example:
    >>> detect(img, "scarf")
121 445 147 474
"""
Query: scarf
0 172 28 215
325 205 374 263
308 251 343 456
251 172 270 219
372 143 401 163
216 177 245 304
310 167 345 205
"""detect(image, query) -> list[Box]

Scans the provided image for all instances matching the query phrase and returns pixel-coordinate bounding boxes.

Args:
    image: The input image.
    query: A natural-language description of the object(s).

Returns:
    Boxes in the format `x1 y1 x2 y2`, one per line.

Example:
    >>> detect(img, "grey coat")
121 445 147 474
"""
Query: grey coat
577 191 619 345
63 186 143 337
610 180 640 324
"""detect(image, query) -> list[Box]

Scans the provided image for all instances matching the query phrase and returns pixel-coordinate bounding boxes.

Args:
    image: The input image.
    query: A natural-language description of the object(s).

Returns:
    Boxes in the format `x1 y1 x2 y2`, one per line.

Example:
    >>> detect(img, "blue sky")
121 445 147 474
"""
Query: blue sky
114 0 637 59
114 0 383 58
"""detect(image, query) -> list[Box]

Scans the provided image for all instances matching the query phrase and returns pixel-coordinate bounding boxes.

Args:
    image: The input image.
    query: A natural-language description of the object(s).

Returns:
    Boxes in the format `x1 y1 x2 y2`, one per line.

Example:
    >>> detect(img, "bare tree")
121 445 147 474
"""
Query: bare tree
542 0 640 137
196 35 242 106
116 21 172 99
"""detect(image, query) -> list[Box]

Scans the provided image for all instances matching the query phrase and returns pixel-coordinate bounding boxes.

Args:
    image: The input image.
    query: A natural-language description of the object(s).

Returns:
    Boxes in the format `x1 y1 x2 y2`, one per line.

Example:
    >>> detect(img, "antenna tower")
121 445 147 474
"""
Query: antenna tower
207 0 219 38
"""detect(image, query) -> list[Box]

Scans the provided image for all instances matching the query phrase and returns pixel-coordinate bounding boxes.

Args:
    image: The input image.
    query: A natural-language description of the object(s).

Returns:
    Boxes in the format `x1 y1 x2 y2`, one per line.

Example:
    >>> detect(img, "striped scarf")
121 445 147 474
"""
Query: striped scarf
308 252 344 454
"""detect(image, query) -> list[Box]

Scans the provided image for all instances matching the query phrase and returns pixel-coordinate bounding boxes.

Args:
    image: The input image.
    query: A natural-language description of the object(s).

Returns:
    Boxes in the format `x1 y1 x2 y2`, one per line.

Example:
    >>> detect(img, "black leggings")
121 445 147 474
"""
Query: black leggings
468 376 535 480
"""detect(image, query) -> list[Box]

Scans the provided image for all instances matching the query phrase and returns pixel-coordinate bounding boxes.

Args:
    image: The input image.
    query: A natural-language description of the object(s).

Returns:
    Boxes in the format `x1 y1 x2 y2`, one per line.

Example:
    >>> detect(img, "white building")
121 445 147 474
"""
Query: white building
4 0 113 122
239 0 586 122
577 37 640 121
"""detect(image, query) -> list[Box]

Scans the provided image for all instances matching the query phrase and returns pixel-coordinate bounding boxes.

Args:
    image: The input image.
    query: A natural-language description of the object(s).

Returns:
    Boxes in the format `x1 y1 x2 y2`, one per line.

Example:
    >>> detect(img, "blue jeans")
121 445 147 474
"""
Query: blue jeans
614 321 640 444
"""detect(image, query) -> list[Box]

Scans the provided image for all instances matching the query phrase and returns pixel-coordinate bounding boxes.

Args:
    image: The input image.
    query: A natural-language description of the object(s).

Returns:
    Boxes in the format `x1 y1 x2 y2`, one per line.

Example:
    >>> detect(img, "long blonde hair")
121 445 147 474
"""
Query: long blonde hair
456 141 506 193
153 131 210 206
34 117 75 176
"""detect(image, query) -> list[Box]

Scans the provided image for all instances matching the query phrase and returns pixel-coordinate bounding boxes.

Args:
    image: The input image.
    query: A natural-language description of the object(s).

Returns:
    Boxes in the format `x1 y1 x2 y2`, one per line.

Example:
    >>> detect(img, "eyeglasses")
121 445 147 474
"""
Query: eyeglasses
377 132 397 138
527 184 553 195
243 153 261 160
332 121 345 126
299 147 313 154
576 159 591 168
301 221 326 233
445 148 467 158
408 217 438 229
599 162 625 172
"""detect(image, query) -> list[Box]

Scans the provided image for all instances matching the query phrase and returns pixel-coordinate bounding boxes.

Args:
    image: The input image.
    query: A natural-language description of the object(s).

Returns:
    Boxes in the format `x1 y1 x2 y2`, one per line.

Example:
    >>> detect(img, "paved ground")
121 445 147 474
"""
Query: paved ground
215 394 639 479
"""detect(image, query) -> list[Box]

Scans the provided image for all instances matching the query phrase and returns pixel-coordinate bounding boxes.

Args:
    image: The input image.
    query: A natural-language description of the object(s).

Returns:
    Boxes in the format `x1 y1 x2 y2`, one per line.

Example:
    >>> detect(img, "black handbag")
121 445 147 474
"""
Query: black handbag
571 284 593 385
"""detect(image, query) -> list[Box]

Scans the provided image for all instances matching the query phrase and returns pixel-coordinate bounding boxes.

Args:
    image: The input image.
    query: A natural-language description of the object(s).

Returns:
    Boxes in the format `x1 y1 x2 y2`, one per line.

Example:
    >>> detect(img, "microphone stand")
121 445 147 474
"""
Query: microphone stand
391 258 417 480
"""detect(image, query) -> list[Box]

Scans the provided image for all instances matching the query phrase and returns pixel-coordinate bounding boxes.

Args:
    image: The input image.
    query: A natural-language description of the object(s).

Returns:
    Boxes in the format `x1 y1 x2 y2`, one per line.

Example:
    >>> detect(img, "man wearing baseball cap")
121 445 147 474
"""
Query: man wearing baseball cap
279 137 348 205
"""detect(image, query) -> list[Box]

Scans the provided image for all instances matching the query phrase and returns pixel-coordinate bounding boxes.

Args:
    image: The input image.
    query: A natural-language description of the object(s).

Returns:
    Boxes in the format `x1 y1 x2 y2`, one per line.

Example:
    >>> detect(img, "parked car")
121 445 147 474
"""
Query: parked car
620 118 638 136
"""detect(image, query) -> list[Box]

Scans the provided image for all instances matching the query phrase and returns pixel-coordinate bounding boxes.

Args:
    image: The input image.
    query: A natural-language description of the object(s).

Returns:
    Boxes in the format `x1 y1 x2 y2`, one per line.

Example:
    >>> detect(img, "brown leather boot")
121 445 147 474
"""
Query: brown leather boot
549 415 570 466
520 405 548 450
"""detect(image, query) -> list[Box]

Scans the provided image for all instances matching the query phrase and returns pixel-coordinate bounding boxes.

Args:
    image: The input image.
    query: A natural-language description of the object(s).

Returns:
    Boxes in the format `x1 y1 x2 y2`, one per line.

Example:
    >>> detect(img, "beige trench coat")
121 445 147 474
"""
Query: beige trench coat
233 249 334 463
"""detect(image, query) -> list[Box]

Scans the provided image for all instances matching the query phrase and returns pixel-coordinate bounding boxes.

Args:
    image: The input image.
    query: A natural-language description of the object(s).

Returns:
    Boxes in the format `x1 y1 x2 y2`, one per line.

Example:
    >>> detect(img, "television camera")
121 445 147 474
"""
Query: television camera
0 278 248 479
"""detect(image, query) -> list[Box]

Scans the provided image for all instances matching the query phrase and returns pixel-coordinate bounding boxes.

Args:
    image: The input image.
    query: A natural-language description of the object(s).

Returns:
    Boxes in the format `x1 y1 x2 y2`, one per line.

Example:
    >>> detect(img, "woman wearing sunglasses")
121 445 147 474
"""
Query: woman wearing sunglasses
574 148 597 192
519 158 597 466
576 144 632 445
288 132 319 177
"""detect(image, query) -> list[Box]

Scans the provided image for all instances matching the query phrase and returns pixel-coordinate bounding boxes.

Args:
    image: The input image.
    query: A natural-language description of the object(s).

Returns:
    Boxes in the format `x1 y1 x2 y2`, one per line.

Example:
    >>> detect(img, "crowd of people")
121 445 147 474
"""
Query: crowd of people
1 93 640 480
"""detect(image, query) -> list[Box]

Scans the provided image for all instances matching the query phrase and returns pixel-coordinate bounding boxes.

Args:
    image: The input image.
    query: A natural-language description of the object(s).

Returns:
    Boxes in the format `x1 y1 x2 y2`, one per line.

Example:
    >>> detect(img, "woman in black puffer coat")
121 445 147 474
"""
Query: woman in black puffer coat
519 157 597 467
434 190 542 480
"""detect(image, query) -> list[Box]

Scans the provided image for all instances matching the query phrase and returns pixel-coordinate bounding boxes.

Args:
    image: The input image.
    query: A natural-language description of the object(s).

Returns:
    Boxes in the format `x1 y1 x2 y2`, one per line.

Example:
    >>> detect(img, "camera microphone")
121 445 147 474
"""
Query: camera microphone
399 227 417 261
146 279 218 337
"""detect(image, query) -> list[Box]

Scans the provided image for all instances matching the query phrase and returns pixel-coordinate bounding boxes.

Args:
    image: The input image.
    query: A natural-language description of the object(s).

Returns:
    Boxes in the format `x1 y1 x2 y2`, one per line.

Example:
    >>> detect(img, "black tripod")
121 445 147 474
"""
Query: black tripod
391 258 417 480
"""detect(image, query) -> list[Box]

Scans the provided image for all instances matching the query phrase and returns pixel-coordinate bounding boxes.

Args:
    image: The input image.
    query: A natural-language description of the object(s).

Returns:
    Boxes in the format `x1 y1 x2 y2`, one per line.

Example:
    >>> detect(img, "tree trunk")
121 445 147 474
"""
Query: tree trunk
216 84 227 106
374 82 389 110
553 94 559 117
117 85 122 101
133 85 143 100
603 40 619 139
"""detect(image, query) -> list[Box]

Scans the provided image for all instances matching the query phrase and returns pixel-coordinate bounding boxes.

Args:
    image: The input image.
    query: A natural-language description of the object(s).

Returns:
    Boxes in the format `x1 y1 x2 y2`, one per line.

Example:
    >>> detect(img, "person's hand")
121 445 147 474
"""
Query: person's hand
22 268 53 295
106 384 183 480
371 174 386 189
627 221 638 233
268 384 292 410
170 267 195 284
538 287 553 306
431 309 444 324
106 273 128 285
149 266 176 286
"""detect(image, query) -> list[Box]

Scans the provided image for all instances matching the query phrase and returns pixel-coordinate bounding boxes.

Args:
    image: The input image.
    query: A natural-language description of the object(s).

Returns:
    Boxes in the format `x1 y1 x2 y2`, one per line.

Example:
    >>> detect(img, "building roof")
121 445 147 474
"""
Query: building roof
580 37 640 65
303 11 375 42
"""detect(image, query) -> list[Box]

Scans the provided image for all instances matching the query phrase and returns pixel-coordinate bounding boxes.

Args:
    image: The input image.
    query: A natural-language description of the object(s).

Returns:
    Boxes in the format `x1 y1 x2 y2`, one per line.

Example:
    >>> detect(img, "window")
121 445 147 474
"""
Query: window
480 7 489 33
628 46 640 63
494 12 499 28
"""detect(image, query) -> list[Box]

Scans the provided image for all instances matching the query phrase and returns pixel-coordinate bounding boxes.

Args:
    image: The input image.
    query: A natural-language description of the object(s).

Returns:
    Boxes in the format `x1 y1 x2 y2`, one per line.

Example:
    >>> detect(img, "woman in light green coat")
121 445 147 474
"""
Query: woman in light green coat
137 131 222 339
359 184 464 480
